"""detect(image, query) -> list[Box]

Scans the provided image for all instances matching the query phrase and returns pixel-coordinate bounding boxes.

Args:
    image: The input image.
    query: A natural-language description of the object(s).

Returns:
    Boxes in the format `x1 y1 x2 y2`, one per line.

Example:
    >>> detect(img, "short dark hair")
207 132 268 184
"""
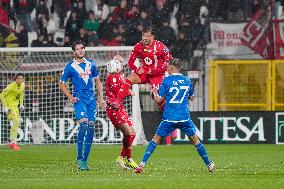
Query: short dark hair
14 73 24 80
71 40 85 51
142 26 153 34
169 58 182 69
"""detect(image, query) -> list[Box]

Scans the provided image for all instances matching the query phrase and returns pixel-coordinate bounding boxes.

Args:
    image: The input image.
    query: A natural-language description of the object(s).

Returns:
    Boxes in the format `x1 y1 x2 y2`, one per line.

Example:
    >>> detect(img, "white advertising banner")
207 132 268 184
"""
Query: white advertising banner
209 22 260 58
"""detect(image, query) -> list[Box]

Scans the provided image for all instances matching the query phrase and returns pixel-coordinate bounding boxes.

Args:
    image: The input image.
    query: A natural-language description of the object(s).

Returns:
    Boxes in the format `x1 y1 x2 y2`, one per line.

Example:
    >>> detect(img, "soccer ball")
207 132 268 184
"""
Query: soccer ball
107 59 123 73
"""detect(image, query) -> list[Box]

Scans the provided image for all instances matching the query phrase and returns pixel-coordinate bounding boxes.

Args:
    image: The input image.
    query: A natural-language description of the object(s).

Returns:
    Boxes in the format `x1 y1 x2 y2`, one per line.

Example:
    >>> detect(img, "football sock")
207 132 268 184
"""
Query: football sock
195 142 211 166
83 122 95 161
142 140 157 164
129 135 135 145
77 121 88 160
10 119 20 142
122 135 132 159
165 135 171 145
120 135 135 157
117 79 132 102
120 148 126 157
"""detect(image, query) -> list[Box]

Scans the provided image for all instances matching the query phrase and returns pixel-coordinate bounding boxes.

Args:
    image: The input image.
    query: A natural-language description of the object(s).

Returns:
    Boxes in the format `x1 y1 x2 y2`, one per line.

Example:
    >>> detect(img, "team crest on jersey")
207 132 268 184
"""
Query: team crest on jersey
144 57 152 65
163 48 169 53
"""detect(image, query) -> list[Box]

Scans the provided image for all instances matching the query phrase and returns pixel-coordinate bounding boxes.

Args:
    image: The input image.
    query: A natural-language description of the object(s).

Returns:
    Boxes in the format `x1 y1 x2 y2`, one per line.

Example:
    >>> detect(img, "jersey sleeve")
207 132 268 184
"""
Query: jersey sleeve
19 83 25 106
91 61 99 78
158 79 167 98
188 78 194 96
60 65 70 83
128 44 140 71
0 83 12 107
151 45 171 76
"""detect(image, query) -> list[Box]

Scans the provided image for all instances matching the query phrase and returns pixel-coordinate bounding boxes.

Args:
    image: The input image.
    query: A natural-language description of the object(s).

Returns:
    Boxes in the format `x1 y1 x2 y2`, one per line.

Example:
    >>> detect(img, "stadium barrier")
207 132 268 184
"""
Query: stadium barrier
209 60 284 111
142 111 284 144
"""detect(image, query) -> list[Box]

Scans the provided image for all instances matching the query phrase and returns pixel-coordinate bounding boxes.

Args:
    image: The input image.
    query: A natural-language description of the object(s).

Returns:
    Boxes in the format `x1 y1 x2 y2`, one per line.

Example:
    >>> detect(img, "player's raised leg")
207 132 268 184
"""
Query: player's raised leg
149 76 166 111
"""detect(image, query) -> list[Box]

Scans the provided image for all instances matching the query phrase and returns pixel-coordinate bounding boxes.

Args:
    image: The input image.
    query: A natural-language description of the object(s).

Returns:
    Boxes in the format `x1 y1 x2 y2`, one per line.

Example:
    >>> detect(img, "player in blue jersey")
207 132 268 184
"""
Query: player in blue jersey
59 40 104 171
135 58 215 173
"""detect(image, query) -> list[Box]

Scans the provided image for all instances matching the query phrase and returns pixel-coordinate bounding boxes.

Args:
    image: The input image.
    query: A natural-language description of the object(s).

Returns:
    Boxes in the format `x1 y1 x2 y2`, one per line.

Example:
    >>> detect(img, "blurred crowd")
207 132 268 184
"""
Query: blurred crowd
0 0 283 62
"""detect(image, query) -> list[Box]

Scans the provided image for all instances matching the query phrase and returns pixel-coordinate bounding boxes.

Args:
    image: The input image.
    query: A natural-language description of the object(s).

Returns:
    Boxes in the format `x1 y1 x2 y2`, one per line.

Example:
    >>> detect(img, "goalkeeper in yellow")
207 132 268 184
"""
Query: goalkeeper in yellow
0 73 25 151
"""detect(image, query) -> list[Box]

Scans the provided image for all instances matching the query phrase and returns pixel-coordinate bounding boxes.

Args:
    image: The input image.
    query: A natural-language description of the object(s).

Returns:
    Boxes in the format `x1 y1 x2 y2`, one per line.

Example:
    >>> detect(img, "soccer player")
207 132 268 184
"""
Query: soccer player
0 73 25 151
109 26 171 111
135 58 216 173
105 55 137 170
59 40 104 171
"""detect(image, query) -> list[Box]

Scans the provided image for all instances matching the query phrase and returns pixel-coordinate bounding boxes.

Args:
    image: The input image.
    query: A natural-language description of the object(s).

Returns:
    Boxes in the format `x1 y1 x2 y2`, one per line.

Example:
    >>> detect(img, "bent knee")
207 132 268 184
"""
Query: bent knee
152 135 161 144
188 135 200 145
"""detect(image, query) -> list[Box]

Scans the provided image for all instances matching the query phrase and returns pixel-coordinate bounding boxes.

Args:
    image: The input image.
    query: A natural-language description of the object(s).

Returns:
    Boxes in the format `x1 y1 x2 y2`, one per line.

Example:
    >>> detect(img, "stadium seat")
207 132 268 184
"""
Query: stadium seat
28 32 38 47
54 31 65 46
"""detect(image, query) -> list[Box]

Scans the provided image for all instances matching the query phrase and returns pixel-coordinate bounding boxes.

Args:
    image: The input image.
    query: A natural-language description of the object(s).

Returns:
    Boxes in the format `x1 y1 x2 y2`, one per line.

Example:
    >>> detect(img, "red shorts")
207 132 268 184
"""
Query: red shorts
136 69 164 90
106 106 133 129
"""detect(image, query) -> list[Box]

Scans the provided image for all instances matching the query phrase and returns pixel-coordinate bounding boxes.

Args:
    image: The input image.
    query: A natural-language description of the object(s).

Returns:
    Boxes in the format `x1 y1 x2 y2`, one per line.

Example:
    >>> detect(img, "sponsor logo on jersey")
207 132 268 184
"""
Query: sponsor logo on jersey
144 48 152 52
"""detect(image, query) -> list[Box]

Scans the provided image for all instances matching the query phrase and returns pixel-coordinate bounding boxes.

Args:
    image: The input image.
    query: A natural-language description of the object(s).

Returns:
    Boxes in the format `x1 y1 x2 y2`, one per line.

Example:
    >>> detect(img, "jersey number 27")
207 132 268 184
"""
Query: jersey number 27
169 86 189 104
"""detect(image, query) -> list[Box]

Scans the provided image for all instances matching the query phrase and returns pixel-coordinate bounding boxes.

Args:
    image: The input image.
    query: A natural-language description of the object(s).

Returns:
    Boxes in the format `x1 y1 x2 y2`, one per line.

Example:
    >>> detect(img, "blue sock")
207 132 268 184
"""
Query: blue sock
83 122 95 161
77 121 88 161
142 140 157 164
195 142 211 166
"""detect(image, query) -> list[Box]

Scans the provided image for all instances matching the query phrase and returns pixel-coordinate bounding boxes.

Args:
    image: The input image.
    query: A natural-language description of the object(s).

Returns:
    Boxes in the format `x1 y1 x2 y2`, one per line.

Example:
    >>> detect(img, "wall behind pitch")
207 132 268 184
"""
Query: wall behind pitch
142 111 284 144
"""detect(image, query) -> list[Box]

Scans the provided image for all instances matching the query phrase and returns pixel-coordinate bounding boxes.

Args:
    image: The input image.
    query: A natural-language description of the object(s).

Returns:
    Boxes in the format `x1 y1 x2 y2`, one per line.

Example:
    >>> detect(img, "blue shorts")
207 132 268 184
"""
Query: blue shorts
74 98 97 122
156 119 196 137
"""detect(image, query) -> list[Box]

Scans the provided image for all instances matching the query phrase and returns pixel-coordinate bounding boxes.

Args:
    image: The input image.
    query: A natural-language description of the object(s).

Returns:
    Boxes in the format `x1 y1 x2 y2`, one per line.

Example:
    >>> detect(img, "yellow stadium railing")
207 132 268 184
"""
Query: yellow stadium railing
209 60 283 111
272 60 284 110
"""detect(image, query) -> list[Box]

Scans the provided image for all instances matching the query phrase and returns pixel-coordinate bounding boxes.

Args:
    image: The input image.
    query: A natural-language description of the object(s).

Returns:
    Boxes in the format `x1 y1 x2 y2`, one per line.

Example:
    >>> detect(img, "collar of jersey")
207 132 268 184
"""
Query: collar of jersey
171 73 182 75
73 58 87 64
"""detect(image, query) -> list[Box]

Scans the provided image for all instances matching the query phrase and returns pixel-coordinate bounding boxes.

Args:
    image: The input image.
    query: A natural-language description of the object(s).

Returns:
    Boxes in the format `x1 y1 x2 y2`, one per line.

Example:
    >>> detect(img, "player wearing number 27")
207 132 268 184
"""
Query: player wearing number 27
135 58 216 173
59 40 104 171
109 26 171 111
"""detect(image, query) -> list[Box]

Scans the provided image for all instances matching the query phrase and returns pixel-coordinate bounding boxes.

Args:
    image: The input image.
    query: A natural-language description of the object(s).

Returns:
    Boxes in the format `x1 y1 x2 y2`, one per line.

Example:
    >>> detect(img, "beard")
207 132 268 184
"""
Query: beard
75 54 84 59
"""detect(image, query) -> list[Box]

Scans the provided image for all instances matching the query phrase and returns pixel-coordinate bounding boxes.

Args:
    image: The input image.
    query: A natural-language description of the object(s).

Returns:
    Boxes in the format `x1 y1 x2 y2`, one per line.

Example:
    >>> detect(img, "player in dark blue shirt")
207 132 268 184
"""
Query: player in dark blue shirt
135 58 215 173
60 40 104 170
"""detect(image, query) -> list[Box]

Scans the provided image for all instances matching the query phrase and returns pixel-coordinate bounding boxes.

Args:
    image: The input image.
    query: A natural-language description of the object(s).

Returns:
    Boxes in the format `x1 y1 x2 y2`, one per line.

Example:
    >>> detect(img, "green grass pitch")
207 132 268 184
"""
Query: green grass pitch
0 144 283 189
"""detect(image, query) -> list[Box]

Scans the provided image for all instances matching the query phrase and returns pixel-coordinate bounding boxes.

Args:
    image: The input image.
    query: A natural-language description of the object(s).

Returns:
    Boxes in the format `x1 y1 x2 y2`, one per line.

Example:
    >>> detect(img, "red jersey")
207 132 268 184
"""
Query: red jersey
128 40 171 76
105 72 131 106
106 73 123 102
105 72 133 127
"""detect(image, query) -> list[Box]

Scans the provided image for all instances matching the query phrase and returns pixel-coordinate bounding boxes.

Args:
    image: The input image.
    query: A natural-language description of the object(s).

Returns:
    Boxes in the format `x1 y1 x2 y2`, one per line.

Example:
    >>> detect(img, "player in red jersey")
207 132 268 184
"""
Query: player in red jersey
105 55 137 170
109 27 171 111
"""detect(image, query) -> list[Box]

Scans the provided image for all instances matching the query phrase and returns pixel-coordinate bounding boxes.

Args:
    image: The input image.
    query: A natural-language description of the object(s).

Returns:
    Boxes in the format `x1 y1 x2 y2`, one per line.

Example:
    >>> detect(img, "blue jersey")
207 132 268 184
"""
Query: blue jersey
158 73 194 122
60 58 99 96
